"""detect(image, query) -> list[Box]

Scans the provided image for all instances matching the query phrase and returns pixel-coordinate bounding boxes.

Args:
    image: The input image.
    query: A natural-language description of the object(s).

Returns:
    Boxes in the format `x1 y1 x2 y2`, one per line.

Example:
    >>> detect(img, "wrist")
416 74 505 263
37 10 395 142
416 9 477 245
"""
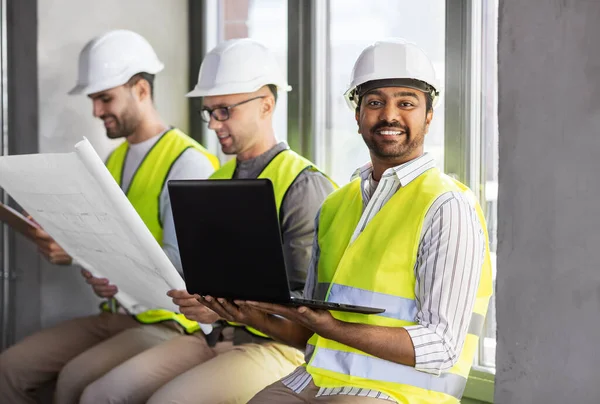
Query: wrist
317 317 344 340
252 312 277 334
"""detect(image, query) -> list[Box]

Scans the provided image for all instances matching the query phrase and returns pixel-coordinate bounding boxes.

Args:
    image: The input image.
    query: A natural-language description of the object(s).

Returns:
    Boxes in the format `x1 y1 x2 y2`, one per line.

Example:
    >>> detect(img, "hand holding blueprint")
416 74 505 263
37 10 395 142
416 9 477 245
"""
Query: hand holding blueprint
0 201 39 241
0 138 211 333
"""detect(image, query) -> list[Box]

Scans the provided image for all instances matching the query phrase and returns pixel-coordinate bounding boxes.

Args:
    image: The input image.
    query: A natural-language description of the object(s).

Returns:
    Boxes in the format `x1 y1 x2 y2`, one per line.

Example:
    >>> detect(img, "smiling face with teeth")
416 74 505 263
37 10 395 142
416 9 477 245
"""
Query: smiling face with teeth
89 84 143 140
356 86 433 178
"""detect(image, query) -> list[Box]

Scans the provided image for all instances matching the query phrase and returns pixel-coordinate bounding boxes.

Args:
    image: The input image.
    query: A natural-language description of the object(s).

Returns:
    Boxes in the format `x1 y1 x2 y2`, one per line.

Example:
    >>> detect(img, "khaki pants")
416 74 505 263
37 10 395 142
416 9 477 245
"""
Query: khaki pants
78 330 220 403
249 377 390 404
0 312 182 404
145 334 305 404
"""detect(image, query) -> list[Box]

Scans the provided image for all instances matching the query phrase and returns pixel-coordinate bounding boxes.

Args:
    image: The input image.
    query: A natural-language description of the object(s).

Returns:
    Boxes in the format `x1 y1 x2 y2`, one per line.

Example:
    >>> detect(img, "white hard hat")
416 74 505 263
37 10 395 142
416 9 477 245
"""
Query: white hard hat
69 29 164 96
344 38 441 110
186 38 291 98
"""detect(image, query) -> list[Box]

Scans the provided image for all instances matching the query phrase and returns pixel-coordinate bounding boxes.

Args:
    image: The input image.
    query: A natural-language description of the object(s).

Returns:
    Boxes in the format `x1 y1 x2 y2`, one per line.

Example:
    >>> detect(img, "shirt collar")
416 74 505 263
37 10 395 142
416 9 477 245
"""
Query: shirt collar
350 153 436 187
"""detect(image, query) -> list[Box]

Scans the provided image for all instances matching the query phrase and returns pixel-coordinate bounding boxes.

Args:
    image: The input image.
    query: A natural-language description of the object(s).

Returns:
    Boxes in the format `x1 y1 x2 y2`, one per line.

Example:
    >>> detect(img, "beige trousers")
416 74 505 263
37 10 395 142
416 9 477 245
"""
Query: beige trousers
249 377 390 404
145 337 305 404
0 312 182 404
79 330 222 403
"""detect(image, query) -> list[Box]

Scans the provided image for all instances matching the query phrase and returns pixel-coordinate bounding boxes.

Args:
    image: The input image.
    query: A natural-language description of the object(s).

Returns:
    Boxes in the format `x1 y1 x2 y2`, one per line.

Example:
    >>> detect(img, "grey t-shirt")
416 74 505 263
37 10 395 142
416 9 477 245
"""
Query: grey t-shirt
233 142 334 296
118 132 216 275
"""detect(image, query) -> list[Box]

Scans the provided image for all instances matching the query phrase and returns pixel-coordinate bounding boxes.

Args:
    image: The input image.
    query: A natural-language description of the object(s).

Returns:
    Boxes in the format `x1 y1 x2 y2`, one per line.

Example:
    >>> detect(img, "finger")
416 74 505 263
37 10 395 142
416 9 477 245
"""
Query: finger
26 214 40 227
245 301 298 317
49 254 72 265
81 269 92 278
295 306 321 322
95 290 118 299
172 297 201 307
93 284 118 293
179 307 201 320
167 289 193 299
49 243 65 253
238 304 267 320
167 289 186 298
86 277 110 286
179 306 211 322
34 228 51 240
218 298 243 318
97 290 117 298
198 296 234 322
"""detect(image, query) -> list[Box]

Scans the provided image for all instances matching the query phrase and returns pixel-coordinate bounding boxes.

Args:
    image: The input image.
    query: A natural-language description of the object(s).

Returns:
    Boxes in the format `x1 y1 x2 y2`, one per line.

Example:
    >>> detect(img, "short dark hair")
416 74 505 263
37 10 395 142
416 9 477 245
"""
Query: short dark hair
127 72 156 99
267 84 278 103
425 92 433 112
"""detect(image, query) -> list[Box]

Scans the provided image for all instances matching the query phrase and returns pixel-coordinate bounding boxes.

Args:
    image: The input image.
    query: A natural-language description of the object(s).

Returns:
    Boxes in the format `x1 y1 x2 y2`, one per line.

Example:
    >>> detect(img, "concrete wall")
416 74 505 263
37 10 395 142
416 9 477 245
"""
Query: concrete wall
5 0 41 345
496 1 600 402
34 0 189 330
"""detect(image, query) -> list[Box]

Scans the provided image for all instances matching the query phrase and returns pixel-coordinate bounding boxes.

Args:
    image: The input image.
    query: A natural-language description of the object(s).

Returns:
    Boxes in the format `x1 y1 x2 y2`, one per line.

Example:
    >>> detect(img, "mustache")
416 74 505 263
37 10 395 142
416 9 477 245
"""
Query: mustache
100 114 118 122
371 121 408 133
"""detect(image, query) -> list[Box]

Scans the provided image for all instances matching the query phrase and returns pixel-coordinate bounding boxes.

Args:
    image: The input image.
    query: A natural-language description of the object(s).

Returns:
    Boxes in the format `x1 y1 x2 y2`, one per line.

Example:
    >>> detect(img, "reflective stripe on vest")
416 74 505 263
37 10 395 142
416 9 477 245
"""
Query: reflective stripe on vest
305 168 493 403
106 128 220 243
105 129 220 334
310 347 468 399
310 283 487 337
210 148 337 338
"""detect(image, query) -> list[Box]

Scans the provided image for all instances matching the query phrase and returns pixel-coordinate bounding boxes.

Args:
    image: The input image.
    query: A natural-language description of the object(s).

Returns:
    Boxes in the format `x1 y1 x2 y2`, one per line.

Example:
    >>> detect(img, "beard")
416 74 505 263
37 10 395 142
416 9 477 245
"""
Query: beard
103 108 140 139
362 120 426 160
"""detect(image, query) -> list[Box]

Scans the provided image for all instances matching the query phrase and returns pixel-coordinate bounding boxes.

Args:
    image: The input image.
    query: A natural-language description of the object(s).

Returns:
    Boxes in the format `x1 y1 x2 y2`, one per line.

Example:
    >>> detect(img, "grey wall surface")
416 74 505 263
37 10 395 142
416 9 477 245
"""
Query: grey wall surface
31 0 189 331
5 0 42 344
496 1 600 403
38 0 190 158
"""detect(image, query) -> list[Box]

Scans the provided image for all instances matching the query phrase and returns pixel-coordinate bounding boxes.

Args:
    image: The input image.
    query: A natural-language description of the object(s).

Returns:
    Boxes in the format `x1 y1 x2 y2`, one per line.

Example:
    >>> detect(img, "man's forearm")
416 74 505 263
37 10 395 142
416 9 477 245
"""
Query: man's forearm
322 320 416 367
256 314 314 350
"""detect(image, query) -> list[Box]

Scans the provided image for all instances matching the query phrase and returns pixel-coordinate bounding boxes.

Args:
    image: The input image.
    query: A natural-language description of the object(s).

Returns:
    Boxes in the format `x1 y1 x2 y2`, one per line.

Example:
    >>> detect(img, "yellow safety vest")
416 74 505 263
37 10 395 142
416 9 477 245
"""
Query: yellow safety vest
305 167 493 403
106 128 219 242
210 148 337 337
105 128 220 334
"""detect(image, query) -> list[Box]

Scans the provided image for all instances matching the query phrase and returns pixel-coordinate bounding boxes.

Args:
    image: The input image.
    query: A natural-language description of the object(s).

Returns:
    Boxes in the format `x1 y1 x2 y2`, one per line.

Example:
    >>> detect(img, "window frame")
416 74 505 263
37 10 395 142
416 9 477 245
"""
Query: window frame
445 0 498 401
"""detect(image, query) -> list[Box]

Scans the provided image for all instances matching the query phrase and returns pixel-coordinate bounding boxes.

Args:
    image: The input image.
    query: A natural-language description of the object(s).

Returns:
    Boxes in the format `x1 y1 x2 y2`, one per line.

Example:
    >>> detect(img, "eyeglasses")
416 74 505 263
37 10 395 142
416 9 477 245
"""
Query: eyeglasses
199 96 265 123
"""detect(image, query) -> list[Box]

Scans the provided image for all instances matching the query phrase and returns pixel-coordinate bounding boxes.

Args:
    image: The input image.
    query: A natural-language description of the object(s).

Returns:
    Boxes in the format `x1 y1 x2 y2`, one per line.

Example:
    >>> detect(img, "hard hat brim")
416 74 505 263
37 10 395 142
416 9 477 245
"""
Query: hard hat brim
68 63 165 96
185 83 292 98
68 84 86 95
344 78 442 110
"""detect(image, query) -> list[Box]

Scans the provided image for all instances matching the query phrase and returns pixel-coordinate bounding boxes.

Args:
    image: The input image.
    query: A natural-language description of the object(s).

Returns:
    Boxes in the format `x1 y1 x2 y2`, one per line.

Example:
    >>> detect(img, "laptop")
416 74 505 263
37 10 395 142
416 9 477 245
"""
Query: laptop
168 178 385 315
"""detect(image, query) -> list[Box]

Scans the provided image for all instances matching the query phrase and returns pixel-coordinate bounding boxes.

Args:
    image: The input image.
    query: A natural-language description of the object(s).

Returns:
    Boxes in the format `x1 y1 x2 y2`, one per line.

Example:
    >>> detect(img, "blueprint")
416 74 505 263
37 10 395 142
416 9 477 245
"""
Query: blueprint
0 138 211 333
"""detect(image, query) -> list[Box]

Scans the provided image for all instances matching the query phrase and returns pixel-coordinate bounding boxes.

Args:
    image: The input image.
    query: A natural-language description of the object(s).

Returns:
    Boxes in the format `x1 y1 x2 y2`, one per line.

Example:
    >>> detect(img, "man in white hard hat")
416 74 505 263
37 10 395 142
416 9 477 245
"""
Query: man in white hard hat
0 29 219 404
80 38 335 404
194 38 493 404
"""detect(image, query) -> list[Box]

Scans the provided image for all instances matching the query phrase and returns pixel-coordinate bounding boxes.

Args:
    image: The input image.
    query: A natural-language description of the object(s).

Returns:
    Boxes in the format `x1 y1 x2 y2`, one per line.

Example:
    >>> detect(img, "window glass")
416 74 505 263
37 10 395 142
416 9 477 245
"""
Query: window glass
326 0 445 185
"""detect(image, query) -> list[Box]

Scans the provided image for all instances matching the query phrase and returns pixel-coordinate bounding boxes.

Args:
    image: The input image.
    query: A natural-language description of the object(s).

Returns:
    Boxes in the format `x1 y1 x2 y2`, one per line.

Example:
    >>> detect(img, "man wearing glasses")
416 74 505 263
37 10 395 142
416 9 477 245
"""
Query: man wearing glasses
78 38 336 404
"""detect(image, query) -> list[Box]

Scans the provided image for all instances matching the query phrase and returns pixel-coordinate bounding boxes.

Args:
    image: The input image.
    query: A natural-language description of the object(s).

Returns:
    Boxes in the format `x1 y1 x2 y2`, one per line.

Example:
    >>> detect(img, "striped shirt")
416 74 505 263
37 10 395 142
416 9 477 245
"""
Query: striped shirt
283 153 486 400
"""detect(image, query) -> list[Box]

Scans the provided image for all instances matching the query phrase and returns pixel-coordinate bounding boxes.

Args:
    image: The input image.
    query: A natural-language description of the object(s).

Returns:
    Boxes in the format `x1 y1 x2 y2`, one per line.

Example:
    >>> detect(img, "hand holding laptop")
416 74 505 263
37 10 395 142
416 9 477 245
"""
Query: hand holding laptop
193 295 339 342
168 289 221 324
243 300 337 336
194 295 271 327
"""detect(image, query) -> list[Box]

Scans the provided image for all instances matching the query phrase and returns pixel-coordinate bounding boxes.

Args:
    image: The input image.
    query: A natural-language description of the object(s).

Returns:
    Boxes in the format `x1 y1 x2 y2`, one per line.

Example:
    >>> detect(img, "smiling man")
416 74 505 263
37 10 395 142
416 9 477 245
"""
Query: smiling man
0 29 219 404
190 38 494 404
78 38 335 404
